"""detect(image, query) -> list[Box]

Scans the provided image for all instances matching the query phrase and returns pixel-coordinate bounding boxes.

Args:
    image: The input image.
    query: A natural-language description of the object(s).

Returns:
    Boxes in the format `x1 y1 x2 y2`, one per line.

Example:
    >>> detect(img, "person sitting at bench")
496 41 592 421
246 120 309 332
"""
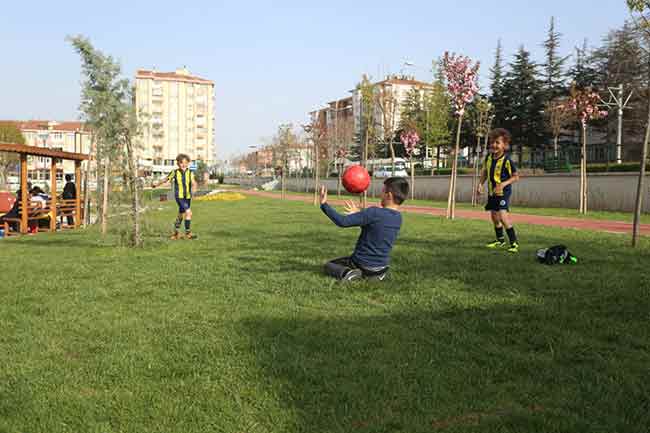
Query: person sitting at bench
319 177 409 282
0 183 31 232
28 186 51 230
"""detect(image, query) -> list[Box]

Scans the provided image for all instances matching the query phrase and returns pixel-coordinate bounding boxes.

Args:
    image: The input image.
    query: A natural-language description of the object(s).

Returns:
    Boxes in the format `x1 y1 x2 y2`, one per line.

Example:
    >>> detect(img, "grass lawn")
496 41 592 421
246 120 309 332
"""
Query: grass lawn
1 196 649 433
261 188 650 224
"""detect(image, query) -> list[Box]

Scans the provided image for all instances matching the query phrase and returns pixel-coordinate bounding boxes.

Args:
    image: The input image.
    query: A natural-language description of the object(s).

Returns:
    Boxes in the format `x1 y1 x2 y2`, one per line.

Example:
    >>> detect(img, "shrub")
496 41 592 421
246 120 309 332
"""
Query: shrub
586 162 650 173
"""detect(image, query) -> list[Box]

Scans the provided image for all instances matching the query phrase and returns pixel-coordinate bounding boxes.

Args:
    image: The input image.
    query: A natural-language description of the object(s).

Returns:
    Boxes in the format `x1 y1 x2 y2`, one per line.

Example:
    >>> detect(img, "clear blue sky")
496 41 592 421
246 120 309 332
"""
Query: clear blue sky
0 0 630 160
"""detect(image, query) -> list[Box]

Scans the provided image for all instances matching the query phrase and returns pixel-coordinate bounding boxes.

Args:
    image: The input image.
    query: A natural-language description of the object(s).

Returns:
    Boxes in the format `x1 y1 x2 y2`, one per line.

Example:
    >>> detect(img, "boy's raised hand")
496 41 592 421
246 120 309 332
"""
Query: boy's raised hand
319 185 328 204
344 200 360 215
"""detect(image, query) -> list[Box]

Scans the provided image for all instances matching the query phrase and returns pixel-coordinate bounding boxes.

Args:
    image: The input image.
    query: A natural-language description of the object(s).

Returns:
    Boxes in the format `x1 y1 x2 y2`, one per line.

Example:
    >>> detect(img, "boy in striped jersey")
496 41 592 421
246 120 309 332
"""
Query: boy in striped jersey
477 129 520 253
154 154 198 240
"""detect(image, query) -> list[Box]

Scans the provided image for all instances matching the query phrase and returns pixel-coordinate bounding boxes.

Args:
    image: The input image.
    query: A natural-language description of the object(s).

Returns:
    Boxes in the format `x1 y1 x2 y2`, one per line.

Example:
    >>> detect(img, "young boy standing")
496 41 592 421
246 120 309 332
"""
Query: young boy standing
477 128 520 253
154 154 198 240
319 177 409 282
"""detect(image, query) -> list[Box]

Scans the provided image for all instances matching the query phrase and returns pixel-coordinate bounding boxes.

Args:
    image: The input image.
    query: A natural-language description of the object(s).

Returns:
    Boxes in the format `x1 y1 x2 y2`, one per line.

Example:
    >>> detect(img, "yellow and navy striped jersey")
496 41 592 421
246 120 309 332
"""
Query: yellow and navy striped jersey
485 153 517 197
167 169 195 199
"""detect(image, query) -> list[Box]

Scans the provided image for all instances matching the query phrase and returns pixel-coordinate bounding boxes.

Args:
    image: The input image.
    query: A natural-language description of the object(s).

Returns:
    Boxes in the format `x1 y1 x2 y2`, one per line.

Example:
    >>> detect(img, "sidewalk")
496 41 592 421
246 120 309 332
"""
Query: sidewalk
239 190 650 236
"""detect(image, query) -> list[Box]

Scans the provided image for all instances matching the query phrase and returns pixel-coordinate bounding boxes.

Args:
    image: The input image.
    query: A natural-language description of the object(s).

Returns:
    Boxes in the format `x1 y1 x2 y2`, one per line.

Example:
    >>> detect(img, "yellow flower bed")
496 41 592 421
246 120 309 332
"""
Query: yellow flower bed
195 192 247 202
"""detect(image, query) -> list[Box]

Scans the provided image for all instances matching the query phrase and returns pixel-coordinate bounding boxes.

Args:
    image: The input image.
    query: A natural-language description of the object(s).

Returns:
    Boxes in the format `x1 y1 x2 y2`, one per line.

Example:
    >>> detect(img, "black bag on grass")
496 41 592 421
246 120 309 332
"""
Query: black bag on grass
536 245 578 265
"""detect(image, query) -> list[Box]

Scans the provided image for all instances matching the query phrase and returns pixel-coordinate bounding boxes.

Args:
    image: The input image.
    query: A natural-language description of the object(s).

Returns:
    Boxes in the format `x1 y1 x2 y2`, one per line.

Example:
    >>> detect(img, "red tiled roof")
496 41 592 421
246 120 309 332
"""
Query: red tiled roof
374 78 433 88
136 69 214 85
0 120 89 133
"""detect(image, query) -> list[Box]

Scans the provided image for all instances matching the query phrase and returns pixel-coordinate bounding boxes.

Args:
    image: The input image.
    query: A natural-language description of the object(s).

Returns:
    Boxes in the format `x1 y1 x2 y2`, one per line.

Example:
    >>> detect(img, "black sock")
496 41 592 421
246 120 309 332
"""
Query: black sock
506 227 518 245
174 216 182 230
185 220 191 232
495 226 505 242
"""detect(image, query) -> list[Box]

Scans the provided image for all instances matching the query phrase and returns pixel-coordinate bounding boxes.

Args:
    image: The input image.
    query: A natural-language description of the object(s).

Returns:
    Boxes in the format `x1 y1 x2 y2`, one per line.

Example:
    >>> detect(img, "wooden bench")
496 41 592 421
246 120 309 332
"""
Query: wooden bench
2 197 83 235
57 198 82 229
2 200 53 235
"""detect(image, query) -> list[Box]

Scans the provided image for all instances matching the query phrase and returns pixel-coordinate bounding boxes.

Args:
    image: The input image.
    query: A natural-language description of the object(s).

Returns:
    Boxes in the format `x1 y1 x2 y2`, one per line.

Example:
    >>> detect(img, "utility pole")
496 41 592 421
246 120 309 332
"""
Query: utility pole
600 84 634 164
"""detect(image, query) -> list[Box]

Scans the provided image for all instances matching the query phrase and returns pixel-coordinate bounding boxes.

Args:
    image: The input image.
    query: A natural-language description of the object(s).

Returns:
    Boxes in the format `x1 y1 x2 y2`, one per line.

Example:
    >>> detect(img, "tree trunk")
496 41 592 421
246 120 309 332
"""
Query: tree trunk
313 150 318 205
337 162 342 197
447 114 464 219
410 156 415 200
580 125 587 215
125 137 142 247
83 160 90 226
471 135 481 207
632 96 650 247
101 157 110 236
554 135 559 158
390 142 396 176
362 131 368 208
282 166 286 201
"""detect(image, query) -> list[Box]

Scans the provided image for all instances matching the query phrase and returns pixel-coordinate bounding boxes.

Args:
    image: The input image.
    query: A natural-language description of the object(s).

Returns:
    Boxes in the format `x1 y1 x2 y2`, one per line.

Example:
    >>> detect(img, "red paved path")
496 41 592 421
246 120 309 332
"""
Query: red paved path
240 190 650 236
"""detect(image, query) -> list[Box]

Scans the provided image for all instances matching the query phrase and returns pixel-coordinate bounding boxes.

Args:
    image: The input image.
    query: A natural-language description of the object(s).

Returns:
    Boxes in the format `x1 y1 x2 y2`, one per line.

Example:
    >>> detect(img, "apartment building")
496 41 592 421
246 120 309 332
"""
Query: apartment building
135 67 215 177
351 75 433 140
0 120 93 184
311 75 432 150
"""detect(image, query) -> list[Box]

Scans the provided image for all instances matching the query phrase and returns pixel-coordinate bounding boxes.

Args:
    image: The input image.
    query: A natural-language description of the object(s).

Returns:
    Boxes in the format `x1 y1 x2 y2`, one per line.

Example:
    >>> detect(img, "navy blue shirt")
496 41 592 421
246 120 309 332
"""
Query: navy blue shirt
321 203 402 268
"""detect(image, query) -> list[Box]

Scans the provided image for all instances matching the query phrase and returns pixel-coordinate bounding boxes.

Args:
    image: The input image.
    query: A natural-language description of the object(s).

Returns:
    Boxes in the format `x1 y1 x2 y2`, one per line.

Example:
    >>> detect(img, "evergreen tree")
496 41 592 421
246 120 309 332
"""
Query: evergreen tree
489 39 506 126
569 40 602 89
501 46 546 163
541 17 570 99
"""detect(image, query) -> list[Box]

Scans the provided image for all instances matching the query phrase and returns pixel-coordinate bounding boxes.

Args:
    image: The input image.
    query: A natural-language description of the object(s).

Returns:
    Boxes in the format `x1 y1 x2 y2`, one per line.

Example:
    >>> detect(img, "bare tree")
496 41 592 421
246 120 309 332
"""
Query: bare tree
545 98 573 158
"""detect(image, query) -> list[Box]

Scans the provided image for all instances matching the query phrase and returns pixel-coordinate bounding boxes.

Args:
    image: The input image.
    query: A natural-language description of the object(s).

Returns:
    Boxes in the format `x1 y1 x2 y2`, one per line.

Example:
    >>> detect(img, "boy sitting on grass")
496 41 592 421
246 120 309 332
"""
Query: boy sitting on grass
476 128 520 253
319 177 409 282
153 153 198 240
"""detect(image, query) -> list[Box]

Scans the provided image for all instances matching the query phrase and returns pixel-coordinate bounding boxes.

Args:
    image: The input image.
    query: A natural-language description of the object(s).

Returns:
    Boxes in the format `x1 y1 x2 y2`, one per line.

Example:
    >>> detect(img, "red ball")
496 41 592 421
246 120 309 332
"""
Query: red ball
342 165 370 194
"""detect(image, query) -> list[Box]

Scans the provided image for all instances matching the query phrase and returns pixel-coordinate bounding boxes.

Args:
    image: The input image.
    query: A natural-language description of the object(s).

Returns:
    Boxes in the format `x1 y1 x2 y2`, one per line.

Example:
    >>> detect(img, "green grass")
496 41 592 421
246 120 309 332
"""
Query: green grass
1 196 649 433
263 188 650 224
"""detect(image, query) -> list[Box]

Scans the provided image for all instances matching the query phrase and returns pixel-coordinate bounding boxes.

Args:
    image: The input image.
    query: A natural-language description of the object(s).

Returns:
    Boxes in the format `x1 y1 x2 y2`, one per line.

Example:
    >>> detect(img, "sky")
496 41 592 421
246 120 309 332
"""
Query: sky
0 0 631 160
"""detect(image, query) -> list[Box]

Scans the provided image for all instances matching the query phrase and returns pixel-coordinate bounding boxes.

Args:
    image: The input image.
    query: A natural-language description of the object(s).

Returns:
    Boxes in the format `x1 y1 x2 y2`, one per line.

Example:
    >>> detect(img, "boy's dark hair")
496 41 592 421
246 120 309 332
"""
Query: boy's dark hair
30 186 44 195
176 154 191 163
65 174 73 182
384 177 409 205
489 128 512 147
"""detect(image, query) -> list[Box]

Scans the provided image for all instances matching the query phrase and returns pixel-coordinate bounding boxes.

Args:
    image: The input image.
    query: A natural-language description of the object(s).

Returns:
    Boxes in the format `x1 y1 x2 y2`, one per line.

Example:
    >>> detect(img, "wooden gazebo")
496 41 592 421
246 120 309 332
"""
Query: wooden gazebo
0 142 89 234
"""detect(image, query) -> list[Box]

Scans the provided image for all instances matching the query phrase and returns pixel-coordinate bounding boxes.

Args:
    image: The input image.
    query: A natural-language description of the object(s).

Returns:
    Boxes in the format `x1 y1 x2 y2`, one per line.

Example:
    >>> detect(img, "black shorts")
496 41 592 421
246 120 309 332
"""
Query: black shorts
176 198 191 213
485 194 510 212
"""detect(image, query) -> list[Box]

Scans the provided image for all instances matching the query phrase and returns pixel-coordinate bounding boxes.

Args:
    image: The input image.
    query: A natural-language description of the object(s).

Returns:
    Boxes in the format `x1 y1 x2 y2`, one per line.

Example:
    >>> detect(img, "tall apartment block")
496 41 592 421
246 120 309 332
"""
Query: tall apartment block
135 68 215 176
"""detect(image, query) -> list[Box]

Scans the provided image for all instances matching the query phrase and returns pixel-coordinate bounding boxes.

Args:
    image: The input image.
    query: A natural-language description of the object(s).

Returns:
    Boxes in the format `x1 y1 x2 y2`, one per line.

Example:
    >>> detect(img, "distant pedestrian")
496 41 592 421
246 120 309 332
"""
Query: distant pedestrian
62 174 76 226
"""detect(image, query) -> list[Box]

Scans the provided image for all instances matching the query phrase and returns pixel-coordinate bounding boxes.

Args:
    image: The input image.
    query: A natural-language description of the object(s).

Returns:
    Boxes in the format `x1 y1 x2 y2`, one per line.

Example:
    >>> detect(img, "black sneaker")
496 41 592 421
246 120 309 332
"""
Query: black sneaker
342 268 363 282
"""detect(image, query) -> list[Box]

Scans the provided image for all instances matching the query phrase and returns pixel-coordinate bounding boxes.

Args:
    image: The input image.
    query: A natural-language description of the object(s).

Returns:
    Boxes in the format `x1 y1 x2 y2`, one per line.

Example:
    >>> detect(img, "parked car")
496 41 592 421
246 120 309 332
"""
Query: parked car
373 165 408 178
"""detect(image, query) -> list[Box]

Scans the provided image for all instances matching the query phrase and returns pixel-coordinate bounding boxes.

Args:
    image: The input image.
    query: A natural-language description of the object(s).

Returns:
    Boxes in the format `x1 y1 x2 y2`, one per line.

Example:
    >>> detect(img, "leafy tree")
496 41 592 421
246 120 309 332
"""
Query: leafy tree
501 46 546 164
194 160 209 185
376 84 399 173
0 123 24 190
470 97 493 205
355 74 377 207
69 35 143 246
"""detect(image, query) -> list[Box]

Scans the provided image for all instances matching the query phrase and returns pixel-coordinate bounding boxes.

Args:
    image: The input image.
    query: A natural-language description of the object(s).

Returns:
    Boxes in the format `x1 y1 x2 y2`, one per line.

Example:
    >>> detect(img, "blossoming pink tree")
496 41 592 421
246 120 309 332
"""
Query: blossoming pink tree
400 129 420 200
442 52 480 219
568 86 608 214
